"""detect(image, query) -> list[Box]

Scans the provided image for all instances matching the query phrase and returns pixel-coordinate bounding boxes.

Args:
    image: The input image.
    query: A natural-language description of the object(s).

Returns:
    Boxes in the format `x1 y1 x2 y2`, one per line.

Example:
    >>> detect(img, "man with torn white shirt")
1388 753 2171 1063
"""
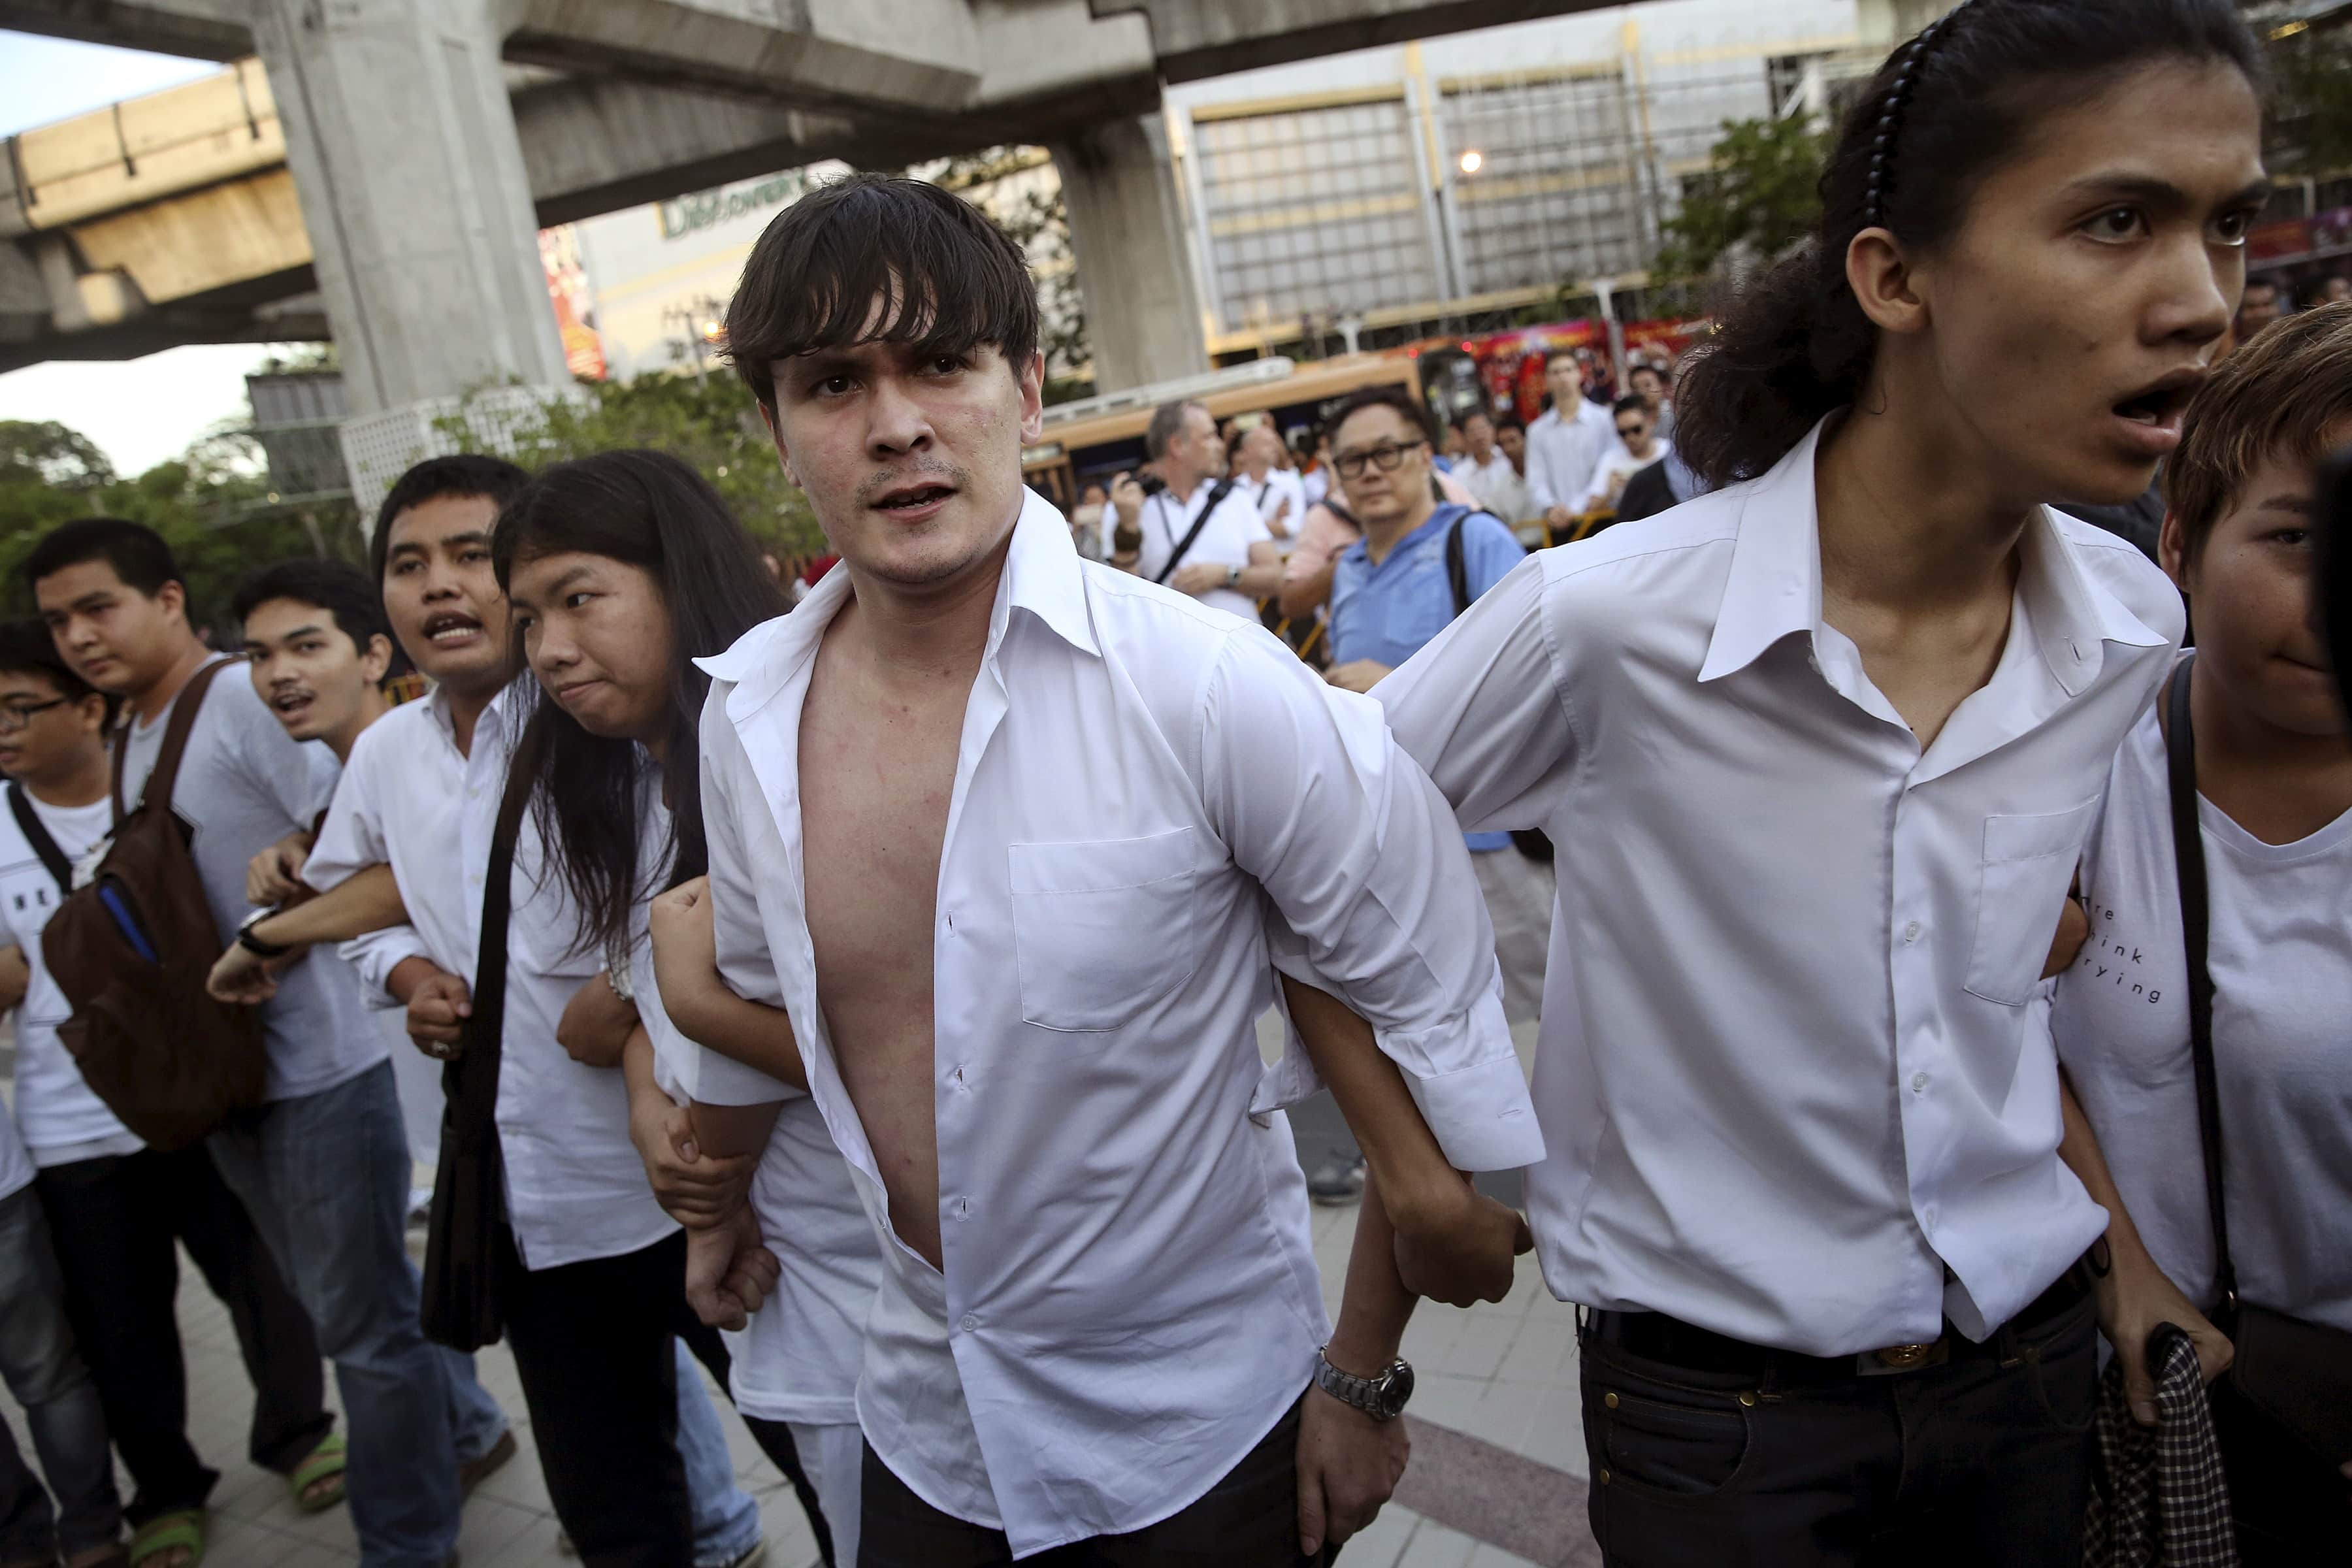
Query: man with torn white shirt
680 173 1544 1567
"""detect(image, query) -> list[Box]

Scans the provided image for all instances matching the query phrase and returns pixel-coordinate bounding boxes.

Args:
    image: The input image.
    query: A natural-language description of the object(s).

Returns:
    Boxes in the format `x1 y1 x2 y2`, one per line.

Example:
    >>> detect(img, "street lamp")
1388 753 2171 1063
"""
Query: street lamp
1458 149 1484 176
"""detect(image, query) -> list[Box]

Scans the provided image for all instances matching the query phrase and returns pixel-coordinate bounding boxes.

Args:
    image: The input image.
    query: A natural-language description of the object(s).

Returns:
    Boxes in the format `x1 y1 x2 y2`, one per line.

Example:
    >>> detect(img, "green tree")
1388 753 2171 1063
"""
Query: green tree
437 373 826 557
0 423 336 629
1649 114 1828 286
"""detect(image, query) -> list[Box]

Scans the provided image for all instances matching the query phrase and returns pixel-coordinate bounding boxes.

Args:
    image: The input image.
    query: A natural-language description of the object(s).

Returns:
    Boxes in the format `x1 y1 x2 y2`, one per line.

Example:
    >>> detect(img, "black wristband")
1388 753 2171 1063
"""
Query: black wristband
238 916 293 959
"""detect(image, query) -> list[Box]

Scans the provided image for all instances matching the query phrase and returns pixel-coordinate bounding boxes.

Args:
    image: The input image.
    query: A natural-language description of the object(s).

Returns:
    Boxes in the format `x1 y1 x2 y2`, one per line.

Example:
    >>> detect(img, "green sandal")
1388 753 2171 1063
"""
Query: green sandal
127 1510 204 1568
289 1430 349 1514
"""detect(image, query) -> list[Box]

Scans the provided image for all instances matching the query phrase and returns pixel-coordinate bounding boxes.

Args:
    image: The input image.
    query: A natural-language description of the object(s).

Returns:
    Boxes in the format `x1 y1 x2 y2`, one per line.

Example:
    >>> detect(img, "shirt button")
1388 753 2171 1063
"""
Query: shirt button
1903 921 1922 944
1921 1207 1938 1232
959 1314 979 1333
1912 1071 1929 1093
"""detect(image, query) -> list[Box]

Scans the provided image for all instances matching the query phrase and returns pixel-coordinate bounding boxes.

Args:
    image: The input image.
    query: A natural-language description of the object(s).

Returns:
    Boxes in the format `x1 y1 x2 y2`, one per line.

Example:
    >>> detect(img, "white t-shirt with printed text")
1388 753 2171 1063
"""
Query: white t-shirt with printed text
2051 698 2352 1333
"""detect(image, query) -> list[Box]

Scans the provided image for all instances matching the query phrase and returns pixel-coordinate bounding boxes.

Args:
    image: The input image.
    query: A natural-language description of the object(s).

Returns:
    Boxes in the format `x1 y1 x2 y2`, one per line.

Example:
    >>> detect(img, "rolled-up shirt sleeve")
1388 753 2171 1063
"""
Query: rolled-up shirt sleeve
1200 627 1543 1171
305 734 421 1009
685 692 798 1107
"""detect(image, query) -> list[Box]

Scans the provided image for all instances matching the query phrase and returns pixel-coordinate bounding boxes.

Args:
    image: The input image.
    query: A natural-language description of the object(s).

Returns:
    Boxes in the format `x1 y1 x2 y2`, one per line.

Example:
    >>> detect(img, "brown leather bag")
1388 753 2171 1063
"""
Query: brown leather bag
42 659 267 1151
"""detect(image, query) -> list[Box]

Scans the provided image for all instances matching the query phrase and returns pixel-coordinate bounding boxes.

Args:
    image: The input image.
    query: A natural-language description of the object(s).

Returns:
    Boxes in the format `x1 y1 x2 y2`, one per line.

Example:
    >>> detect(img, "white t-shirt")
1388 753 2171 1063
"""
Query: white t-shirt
2052 697 2352 1333
0 791 139 1161
1132 478 1273 621
630 930 879 1428
1578 437 1671 511
117 659 387 1103
0 1100 30 1203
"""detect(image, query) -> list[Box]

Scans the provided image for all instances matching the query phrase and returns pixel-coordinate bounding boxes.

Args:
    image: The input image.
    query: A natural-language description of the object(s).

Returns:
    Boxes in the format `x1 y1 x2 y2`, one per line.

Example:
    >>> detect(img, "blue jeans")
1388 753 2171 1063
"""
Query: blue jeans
0 1185 122 1562
209 1059 507 1568
677 1341 761 1567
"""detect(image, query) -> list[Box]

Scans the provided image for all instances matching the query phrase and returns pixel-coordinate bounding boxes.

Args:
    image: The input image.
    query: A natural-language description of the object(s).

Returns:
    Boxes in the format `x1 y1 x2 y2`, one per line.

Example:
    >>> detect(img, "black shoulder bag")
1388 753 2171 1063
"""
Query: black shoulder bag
2164 656 2352 1467
1444 509 1554 864
1152 476 1241 587
8 781 75 897
420 757 535 1352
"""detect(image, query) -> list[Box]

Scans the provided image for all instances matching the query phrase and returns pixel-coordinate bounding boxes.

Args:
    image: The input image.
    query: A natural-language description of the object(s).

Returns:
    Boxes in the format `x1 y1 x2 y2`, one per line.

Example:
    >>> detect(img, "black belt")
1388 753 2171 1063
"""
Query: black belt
1586 1262 2091 1385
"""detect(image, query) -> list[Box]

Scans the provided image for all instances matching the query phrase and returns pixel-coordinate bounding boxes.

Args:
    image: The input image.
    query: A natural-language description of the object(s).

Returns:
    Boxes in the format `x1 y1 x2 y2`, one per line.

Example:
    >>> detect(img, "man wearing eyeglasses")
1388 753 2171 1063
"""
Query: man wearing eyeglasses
1318 387 1553 1024
1107 399 1282 620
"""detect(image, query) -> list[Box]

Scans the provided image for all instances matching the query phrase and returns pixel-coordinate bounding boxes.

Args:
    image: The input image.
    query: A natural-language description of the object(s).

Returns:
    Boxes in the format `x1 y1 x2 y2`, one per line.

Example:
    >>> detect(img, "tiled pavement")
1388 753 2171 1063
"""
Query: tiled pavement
1 1023 1597 1567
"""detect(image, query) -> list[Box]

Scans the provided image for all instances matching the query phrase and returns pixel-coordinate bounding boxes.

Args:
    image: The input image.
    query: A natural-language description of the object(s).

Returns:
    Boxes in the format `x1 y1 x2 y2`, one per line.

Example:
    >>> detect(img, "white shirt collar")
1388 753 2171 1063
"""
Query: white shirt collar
699 488 1098 723
1697 417 2169 693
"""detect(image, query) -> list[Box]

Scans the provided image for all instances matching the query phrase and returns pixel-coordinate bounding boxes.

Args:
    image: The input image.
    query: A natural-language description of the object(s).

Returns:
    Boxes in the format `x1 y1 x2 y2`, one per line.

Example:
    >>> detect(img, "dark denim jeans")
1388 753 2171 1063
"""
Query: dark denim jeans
35 1141 329 1527
0 1185 121 1562
1578 1286 2099 1567
210 1059 506 1568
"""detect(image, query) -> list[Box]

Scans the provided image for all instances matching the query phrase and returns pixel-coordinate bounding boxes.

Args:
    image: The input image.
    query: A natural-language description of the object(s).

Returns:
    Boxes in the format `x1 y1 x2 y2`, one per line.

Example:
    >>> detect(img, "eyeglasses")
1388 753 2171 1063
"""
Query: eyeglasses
0 698 69 733
1333 439 1428 481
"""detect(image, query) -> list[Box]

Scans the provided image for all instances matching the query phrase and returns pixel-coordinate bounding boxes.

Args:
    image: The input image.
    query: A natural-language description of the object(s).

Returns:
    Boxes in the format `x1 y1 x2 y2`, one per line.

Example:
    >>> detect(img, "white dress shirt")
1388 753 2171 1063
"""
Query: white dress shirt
306 683 676 1271
1376 418 2183 1356
693 488 1541 1555
1132 476 1273 621
0 1094 31 1203
1521 397 1612 516
1460 450 1530 523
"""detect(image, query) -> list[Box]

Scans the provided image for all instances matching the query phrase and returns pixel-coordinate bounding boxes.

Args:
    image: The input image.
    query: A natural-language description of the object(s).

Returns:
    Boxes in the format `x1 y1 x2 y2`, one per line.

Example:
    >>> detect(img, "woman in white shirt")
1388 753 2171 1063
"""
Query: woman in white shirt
2051 304 2352 1562
491 449 881 1567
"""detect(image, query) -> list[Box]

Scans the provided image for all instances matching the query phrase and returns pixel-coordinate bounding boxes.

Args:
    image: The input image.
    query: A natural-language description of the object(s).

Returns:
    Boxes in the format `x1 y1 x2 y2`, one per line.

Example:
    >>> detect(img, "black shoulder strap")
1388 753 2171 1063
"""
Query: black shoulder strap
1153 475 1241 586
110 657 236 827
1322 497 1361 534
2164 655 2237 1311
1446 512 1471 619
8 782 74 897
1444 507 1511 621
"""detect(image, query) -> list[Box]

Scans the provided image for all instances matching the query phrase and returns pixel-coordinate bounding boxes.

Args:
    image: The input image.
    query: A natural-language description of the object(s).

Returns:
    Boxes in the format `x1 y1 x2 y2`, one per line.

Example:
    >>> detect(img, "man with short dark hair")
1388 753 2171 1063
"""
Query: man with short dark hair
25 519 489 1568
1107 399 1281 618
692 171 1544 1565
1522 353 1613 534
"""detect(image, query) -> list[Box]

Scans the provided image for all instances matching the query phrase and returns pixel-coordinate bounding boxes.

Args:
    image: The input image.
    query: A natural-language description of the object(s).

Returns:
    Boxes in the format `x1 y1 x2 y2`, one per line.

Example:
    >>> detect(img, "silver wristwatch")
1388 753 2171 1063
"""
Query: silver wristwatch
1314 1346 1414 1422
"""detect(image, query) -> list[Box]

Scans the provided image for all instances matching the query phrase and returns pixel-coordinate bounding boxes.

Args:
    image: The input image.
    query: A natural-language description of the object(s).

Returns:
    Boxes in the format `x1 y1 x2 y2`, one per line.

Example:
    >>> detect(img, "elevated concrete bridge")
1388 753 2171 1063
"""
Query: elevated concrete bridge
0 0 1619 402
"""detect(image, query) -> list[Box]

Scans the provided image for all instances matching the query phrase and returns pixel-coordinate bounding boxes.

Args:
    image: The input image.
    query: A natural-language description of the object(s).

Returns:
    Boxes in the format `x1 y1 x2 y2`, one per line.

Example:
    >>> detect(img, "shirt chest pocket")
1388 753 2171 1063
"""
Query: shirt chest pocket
1964 798 2098 1007
1008 828 1201 1034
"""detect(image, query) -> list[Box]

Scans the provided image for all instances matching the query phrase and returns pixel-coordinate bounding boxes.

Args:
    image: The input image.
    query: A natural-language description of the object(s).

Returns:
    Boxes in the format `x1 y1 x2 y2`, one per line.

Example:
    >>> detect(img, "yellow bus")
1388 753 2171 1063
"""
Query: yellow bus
1020 353 1424 512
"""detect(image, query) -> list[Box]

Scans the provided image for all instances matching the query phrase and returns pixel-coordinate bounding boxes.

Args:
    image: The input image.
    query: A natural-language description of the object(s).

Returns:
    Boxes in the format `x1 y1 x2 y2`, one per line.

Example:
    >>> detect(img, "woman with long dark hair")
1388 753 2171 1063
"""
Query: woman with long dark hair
493 449 879 1567
1367 3 2268 1561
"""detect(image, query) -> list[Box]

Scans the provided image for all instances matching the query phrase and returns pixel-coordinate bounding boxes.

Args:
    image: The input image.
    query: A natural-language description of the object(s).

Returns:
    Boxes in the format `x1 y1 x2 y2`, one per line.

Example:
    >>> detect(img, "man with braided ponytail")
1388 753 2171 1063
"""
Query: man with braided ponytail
1372 2 2272 1561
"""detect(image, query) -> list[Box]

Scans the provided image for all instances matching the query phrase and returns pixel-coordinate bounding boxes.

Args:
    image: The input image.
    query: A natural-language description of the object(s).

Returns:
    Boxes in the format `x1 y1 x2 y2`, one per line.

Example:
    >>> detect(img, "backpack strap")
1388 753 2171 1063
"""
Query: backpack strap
8 781 74 898
1443 506 1511 621
111 658 238 828
2164 653 2237 1314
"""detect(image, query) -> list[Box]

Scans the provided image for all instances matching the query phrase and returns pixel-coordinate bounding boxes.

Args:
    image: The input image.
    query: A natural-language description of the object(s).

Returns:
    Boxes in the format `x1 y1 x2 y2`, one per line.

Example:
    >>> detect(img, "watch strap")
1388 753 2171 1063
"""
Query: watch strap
238 914 293 958
1315 1346 1411 1422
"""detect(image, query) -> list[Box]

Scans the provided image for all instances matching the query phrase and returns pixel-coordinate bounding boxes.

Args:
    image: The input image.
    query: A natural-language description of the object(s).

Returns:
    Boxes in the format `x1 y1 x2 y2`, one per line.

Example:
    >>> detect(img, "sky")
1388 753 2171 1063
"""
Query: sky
0 31 289 478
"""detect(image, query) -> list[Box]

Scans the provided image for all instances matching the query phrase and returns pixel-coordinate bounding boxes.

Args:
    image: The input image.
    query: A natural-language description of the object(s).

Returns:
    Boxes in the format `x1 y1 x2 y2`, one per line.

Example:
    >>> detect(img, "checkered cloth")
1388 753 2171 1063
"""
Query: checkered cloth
2085 1322 2237 1566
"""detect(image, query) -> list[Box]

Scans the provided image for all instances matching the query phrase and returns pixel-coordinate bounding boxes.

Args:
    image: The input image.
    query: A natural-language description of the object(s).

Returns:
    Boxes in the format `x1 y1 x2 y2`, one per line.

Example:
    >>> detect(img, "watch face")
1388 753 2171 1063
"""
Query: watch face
1377 1360 1415 1417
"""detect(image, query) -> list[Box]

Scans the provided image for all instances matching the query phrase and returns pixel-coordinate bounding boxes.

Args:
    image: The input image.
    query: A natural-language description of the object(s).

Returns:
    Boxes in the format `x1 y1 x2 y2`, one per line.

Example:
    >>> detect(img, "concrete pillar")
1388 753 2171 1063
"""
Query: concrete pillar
1051 114 1210 393
249 0 570 414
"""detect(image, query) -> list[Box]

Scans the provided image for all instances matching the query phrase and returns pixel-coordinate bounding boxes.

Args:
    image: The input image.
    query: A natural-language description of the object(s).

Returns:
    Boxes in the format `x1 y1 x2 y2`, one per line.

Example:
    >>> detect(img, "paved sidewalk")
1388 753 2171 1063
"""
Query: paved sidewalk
1 1022 1597 1567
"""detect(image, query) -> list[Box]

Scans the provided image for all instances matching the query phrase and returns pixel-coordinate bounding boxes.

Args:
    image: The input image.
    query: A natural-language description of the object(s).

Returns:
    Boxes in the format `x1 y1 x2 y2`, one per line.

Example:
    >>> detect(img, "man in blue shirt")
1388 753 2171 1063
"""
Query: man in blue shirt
1307 387 1553 1205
